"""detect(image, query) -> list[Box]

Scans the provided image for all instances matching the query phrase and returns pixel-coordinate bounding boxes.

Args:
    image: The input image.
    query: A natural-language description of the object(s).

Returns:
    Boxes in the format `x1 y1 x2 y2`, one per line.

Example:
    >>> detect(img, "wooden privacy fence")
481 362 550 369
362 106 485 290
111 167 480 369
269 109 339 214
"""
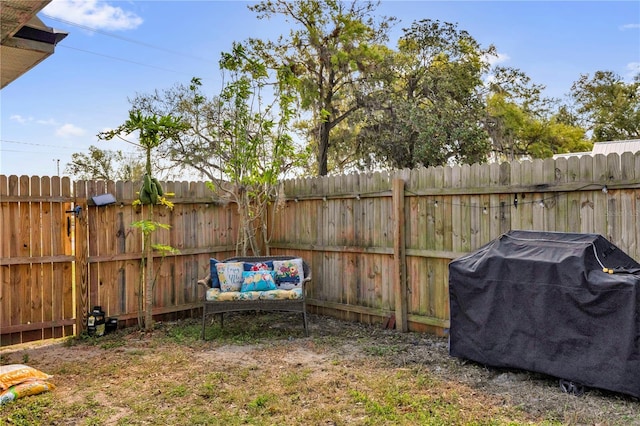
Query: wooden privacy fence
72 180 240 331
2 152 639 345
1 178 240 346
271 153 640 335
0 176 75 345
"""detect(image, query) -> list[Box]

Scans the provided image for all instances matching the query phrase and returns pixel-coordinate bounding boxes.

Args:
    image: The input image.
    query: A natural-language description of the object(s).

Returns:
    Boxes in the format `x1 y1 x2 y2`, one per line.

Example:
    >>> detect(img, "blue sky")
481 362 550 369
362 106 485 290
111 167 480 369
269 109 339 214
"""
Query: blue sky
1 0 638 178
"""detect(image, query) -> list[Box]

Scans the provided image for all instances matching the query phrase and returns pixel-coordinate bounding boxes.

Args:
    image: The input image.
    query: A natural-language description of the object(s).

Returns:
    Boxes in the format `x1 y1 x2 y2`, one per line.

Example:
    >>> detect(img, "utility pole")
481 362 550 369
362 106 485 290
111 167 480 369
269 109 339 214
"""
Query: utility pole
54 158 60 176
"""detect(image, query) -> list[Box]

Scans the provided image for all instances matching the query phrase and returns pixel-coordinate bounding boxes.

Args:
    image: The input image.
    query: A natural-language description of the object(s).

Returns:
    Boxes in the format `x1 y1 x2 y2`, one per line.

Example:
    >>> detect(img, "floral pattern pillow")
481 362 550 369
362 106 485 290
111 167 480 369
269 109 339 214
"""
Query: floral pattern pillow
240 271 277 292
243 261 274 272
215 262 244 292
273 258 304 290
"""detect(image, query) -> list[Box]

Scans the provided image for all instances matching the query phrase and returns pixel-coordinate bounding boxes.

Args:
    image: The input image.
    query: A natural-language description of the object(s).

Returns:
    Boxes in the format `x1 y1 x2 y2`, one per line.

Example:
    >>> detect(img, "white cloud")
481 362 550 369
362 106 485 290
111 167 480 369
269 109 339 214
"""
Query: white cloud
619 23 640 31
44 0 143 31
626 62 640 80
10 114 29 124
56 123 86 137
484 52 510 67
481 52 510 88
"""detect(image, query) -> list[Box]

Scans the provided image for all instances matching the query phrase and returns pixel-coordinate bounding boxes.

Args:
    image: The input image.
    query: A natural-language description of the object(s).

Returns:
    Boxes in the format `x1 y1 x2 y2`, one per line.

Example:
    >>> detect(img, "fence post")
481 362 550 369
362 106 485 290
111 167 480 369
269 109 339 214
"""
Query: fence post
74 198 89 334
392 178 408 332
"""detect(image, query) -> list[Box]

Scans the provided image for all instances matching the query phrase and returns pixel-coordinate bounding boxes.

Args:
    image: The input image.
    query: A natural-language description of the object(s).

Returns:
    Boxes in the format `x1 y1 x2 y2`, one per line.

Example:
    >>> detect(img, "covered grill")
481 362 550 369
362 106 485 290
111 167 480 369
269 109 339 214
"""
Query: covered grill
449 230 640 397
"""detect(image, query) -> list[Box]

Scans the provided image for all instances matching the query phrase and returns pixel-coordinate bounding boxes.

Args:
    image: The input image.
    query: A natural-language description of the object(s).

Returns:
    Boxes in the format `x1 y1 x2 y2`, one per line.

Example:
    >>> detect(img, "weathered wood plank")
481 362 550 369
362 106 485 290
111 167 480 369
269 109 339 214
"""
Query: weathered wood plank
27 177 43 342
392 178 407 332
1 176 13 342
17 177 32 342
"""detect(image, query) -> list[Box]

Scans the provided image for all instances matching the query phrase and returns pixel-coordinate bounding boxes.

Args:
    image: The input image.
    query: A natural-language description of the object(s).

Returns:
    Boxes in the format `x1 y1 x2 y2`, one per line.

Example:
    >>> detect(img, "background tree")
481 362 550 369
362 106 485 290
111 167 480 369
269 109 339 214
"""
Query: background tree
128 80 223 181
485 67 590 160
570 70 640 141
247 0 395 176
65 145 144 181
204 44 304 255
357 19 493 169
131 45 305 255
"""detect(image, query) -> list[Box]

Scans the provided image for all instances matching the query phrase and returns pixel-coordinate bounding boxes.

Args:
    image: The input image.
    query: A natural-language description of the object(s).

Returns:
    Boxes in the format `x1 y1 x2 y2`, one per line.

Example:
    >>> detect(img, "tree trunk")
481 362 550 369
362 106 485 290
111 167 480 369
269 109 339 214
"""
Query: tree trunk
144 203 154 331
318 121 331 176
144 149 154 332
236 196 260 256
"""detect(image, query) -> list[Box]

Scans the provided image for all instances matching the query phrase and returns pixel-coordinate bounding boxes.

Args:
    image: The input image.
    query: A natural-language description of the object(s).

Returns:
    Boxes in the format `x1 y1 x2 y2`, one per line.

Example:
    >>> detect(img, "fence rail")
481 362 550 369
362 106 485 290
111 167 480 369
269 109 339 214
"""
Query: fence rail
2 152 639 345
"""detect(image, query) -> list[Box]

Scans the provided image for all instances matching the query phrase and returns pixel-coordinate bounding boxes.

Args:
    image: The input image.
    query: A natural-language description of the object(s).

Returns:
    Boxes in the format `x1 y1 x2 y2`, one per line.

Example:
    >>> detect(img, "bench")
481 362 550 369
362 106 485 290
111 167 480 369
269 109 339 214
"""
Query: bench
197 256 311 339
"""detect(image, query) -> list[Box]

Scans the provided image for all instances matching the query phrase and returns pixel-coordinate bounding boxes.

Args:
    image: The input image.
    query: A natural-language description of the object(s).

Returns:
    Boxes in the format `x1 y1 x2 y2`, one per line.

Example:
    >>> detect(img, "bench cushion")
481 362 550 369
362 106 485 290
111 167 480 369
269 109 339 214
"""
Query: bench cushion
205 287 303 301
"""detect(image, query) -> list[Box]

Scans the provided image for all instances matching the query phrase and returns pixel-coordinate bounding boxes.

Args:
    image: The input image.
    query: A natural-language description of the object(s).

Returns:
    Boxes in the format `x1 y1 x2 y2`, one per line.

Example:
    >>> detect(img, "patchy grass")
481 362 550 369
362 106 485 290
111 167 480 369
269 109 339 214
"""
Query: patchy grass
1 313 638 425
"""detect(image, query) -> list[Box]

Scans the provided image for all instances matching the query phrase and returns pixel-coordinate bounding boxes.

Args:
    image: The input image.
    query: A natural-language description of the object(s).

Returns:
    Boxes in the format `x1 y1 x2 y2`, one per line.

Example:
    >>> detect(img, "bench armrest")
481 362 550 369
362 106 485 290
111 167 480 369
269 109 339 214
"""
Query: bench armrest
197 275 212 289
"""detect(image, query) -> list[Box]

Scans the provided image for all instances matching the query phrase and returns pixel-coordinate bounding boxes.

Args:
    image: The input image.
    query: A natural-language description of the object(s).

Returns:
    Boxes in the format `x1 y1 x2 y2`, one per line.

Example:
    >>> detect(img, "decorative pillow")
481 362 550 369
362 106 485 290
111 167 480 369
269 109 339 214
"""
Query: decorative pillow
240 271 277 292
243 261 274 271
273 258 304 290
209 258 221 288
215 262 244 292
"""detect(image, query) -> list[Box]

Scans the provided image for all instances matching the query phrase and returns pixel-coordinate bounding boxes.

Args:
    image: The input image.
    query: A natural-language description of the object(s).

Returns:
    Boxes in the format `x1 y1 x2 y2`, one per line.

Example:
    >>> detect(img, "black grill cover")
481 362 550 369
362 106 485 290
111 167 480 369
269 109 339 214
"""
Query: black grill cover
449 230 640 397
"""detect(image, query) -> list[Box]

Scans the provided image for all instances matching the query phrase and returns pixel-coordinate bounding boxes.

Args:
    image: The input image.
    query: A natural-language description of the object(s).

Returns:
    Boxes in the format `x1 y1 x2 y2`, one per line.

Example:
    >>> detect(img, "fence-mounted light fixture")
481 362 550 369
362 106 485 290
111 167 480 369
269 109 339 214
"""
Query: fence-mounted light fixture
92 193 117 206
65 205 82 217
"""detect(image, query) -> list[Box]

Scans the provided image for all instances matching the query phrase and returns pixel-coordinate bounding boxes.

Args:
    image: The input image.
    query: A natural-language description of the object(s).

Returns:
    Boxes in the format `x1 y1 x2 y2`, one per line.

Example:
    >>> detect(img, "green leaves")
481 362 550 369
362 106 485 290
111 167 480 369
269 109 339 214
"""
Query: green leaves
130 220 171 236
151 243 180 256
486 91 589 160
570 71 640 142
98 110 188 150
357 19 492 169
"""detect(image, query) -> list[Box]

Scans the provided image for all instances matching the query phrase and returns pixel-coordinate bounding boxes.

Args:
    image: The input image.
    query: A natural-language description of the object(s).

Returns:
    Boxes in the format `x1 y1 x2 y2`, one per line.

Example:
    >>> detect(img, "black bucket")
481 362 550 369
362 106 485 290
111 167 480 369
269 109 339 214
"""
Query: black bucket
105 317 118 334
87 306 105 337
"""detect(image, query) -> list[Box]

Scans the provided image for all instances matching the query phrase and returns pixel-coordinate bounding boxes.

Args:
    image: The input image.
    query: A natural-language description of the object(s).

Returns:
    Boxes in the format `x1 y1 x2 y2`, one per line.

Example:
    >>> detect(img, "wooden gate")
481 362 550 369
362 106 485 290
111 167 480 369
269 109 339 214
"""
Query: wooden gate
0 176 76 346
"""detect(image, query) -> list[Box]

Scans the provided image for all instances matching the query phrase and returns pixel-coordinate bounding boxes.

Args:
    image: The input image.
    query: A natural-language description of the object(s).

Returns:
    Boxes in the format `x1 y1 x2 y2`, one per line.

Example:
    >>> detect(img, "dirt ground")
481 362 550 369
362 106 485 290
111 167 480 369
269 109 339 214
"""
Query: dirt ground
308 316 640 425
2 314 639 425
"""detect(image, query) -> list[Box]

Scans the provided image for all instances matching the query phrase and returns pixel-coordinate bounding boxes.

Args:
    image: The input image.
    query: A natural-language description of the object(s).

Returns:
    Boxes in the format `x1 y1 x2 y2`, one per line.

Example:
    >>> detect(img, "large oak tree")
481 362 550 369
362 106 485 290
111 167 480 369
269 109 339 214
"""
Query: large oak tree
570 71 640 142
357 19 493 169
